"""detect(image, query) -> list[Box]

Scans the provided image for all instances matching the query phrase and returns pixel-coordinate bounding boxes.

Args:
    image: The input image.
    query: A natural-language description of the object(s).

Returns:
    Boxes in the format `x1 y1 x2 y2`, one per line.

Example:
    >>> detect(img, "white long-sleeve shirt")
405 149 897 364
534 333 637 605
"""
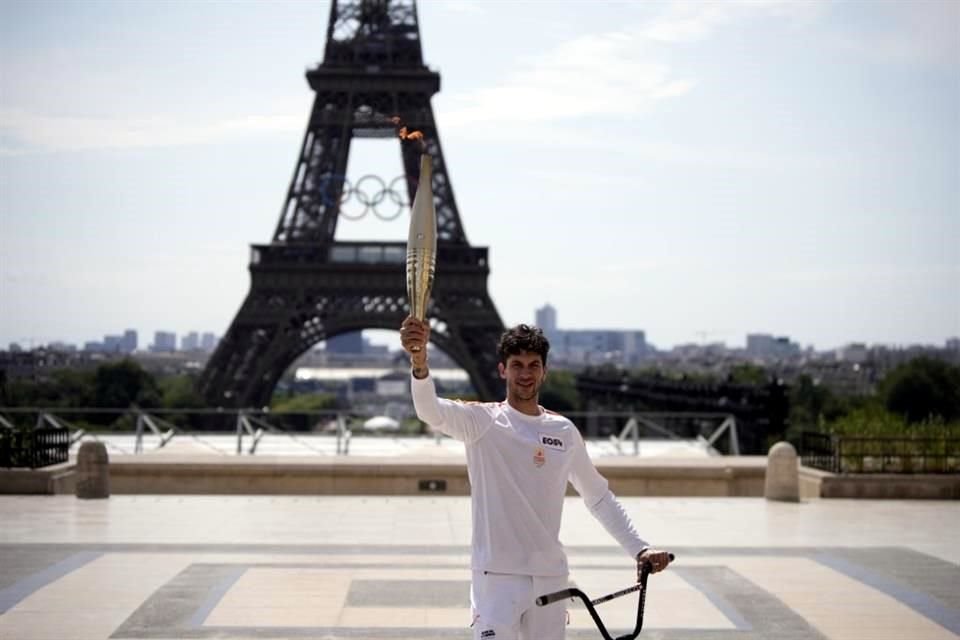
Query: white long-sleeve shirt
412 374 648 576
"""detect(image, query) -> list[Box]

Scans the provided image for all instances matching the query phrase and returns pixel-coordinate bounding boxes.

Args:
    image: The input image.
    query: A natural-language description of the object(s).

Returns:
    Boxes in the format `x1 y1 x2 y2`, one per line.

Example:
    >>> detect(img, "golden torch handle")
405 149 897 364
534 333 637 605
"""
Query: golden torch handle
406 154 437 335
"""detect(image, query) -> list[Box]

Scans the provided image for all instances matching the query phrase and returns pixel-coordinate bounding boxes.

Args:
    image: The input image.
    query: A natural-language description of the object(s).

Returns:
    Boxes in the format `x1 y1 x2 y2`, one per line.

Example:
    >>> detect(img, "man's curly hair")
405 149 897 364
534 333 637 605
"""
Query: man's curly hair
496 324 550 366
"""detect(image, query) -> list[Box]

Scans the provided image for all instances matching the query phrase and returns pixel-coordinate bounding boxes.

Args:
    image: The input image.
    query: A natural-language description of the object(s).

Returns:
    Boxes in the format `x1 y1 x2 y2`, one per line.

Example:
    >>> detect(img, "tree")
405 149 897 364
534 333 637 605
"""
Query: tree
159 374 206 409
271 393 340 412
269 392 342 432
881 357 960 424
2 369 95 408
93 359 161 408
727 363 768 386
540 370 581 413
789 374 849 431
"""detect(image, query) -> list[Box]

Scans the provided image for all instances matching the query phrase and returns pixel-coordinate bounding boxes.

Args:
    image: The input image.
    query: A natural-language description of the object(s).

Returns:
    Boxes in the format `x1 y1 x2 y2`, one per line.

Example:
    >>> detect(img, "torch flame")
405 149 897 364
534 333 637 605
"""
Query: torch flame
392 116 426 152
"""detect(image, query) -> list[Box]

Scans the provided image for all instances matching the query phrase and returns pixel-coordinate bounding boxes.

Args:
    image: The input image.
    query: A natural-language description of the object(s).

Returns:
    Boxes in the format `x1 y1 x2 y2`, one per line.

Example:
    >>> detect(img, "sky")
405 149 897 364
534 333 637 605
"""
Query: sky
1 0 958 353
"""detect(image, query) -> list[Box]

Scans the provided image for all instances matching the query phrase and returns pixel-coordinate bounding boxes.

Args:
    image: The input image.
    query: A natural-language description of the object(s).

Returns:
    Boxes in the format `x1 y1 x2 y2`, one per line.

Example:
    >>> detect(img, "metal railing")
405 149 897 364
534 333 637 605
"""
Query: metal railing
799 431 836 472
800 431 960 474
0 427 70 468
0 407 734 458
609 413 738 456
0 407 357 458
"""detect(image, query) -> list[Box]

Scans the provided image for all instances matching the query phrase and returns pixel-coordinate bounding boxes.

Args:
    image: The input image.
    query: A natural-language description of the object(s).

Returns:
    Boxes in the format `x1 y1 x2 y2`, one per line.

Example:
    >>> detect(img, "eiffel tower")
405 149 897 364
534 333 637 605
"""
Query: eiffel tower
199 0 506 408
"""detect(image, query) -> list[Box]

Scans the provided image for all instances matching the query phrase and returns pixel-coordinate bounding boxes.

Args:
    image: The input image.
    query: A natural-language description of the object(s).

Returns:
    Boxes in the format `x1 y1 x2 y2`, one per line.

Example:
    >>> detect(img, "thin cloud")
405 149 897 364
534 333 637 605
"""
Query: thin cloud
639 2 738 43
440 0 819 132
441 31 694 130
640 0 822 44
0 108 304 155
830 1 960 67
439 0 485 16
773 265 960 286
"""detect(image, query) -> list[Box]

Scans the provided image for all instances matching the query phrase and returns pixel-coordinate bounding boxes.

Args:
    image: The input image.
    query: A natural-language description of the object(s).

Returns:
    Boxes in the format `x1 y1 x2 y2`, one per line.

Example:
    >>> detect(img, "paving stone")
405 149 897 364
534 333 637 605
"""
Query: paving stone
0 496 957 640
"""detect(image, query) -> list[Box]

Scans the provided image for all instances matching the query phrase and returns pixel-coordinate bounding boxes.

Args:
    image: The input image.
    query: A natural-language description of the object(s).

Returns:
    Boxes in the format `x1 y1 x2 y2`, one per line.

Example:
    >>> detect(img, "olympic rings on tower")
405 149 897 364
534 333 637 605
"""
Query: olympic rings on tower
318 174 412 221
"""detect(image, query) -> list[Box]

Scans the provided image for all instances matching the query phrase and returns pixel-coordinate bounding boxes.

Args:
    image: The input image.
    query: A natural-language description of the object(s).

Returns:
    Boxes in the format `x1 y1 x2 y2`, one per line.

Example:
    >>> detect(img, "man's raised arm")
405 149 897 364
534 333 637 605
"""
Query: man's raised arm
400 315 489 444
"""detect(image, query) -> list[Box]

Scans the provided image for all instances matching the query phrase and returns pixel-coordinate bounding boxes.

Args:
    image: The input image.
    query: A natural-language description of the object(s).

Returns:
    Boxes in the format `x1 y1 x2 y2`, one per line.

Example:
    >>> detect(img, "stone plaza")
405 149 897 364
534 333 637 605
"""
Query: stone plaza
1 491 958 640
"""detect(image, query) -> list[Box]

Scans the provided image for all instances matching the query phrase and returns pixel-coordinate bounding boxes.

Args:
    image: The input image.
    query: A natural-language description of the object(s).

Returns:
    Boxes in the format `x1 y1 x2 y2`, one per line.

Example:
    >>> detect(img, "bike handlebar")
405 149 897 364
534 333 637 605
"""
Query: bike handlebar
535 553 676 640
536 588 578 607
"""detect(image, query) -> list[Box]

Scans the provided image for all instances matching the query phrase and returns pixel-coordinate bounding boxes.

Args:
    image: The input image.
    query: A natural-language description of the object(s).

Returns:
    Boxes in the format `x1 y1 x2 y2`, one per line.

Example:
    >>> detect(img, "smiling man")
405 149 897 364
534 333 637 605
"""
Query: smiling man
400 317 672 640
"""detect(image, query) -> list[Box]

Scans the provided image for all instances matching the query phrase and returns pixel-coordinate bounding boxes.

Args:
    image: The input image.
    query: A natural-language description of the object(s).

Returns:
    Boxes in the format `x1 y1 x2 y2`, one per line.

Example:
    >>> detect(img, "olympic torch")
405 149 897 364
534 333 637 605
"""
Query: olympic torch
405 153 436 345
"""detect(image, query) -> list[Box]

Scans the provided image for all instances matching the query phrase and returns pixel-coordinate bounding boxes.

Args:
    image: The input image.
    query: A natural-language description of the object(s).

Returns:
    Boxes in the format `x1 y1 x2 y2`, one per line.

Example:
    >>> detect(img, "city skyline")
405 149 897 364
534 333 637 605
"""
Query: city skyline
10 326 221 353
7 310 957 356
2 1 958 352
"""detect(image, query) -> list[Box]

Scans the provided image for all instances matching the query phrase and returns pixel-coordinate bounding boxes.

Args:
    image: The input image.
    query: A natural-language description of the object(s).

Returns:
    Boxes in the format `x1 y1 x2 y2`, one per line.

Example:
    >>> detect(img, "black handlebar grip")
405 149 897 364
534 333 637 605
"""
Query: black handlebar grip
640 552 676 561
536 588 577 607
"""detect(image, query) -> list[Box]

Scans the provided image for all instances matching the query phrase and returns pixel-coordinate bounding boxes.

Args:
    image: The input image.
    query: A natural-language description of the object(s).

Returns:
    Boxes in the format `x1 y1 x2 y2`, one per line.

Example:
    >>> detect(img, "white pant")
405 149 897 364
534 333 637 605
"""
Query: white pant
471 570 569 640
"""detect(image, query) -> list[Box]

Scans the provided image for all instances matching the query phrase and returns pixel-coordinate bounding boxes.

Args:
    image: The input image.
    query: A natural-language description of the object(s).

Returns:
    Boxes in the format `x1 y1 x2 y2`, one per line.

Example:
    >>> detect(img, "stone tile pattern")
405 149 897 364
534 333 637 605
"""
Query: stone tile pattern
2 544 959 640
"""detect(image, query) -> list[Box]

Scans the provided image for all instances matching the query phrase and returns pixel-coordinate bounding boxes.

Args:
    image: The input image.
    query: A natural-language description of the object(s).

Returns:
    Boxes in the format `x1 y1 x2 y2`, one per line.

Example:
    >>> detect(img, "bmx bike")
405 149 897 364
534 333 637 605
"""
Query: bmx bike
536 553 674 640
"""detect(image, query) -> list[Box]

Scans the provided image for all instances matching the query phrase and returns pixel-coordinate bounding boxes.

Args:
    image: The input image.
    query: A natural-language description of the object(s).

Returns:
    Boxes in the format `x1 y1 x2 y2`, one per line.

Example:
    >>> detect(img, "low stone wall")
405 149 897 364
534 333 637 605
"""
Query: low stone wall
820 473 960 499
3 456 957 498
799 467 832 500
799 467 960 499
594 457 767 497
0 463 75 494
1 455 769 497
107 456 473 496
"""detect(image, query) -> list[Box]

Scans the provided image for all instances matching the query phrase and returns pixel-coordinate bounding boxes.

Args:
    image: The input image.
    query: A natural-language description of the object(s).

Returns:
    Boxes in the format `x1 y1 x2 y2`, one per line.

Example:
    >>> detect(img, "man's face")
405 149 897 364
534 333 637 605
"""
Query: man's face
498 351 547 402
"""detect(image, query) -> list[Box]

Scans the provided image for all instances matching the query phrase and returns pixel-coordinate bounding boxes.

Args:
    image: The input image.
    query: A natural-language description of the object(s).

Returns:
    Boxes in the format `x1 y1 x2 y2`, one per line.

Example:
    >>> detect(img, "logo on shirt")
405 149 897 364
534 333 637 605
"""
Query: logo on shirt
539 434 566 451
481 630 496 638
533 446 546 468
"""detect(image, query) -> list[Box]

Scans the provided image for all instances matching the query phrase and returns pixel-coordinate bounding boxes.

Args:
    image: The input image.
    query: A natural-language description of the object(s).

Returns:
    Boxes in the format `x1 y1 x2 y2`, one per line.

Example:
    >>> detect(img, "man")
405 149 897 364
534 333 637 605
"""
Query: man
400 317 672 640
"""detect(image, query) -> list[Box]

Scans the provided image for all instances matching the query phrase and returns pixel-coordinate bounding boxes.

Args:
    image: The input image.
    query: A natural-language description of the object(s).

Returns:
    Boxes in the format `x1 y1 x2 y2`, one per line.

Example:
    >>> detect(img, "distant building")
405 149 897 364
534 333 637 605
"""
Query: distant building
669 341 729 362
327 332 364 354
89 329 137 354
104 335 123 352
201 332 218 352
535 303 557 329
559 330 646 363
535 304 647 365
836 342 869 364
375 371 409 397
746 334 773 357
0 348 76 381
181 331 200 351
151 331 177 353
746 333 800 361
121 330 137 353
363 337 389 356
536 303 562 348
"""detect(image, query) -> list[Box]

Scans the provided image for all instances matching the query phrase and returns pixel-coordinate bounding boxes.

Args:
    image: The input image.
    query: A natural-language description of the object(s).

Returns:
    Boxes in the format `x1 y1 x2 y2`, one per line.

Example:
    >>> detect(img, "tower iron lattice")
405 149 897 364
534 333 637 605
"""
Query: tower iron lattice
199 0 506 407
